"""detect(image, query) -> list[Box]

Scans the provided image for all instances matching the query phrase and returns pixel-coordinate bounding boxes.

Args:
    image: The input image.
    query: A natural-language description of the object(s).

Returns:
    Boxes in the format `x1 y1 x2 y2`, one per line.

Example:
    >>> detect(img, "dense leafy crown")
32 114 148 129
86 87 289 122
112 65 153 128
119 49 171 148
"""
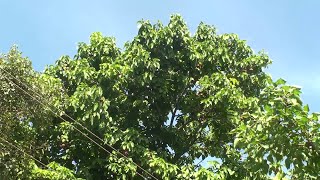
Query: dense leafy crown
1 15 319 179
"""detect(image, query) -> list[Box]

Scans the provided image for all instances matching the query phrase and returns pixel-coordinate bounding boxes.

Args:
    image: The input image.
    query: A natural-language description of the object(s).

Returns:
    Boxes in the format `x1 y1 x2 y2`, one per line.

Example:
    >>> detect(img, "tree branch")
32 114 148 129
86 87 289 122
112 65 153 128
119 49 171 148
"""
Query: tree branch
169 108 177 128
169 85 189 128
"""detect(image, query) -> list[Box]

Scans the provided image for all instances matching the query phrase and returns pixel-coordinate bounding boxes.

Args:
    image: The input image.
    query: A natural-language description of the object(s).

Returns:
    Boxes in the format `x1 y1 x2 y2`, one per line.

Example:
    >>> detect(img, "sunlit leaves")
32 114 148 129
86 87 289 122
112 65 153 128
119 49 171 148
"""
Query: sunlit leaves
31 162 84 180
2 14 319 179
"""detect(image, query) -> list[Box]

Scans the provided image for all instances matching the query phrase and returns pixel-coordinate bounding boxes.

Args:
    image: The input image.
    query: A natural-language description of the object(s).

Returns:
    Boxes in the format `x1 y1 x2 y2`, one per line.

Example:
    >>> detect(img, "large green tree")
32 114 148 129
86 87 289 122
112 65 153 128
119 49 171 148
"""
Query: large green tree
1 15 319 179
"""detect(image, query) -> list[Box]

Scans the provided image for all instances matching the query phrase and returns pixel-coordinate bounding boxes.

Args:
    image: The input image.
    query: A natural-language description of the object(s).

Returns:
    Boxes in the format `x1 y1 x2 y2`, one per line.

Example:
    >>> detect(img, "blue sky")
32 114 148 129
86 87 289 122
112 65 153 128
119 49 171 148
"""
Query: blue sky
1 0 320 111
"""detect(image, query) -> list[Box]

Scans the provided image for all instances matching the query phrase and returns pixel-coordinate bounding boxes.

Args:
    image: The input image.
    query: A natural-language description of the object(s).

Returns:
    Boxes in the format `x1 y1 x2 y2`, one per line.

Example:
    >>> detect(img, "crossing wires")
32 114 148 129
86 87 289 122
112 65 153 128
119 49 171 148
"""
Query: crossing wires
0 67 158 180
0 133 47 169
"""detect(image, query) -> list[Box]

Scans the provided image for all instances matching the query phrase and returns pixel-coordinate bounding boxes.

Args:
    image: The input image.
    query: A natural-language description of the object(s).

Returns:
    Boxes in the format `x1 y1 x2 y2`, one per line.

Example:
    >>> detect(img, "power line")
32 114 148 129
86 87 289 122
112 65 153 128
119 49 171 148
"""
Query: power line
0 135 47 168
0 68 157 180
2 74 149 180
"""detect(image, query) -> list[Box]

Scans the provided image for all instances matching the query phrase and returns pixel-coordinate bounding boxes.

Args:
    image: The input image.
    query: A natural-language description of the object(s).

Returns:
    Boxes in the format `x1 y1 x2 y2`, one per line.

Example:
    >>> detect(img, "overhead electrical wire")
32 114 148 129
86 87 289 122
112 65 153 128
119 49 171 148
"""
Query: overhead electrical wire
0 135 48 169
0 67 158 180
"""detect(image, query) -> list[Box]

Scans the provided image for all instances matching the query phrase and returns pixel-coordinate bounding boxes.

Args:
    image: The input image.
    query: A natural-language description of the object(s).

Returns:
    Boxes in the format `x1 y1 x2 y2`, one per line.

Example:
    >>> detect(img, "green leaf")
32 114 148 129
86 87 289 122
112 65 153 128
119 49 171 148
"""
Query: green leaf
257 124 263 131
275 78 286 86
94 103 99 111
285 158 291 169
234 138 241 148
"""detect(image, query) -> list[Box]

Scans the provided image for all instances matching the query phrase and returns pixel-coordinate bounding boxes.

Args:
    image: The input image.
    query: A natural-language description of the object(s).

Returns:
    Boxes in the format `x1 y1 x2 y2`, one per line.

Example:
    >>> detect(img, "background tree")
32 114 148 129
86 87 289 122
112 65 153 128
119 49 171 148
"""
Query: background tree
1 15 319 179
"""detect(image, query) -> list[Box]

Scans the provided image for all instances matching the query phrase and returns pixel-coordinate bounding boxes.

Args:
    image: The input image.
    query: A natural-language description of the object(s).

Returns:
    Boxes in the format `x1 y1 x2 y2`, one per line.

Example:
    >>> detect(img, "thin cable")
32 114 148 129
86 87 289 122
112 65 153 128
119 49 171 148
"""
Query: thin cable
195 158 206 168
0 136 47 168
2 75 148 180
1 68 156 180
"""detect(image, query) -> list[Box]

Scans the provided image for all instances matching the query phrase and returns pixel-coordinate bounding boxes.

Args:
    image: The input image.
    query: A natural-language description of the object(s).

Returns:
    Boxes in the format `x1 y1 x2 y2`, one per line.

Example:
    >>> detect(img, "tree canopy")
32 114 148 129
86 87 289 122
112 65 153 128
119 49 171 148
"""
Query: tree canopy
1 15 319 179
